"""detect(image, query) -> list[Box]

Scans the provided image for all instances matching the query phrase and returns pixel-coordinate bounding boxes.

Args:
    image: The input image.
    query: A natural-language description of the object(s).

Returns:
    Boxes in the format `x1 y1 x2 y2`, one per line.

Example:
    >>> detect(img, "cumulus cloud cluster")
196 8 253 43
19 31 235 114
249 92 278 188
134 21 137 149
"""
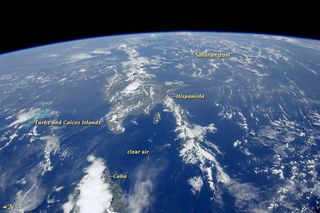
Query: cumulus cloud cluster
63 155 114 213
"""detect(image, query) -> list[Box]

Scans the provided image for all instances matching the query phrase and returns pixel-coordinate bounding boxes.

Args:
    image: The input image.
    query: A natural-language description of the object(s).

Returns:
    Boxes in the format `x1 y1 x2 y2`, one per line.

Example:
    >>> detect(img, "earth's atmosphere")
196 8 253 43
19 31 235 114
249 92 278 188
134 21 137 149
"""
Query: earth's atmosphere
0 32 320 213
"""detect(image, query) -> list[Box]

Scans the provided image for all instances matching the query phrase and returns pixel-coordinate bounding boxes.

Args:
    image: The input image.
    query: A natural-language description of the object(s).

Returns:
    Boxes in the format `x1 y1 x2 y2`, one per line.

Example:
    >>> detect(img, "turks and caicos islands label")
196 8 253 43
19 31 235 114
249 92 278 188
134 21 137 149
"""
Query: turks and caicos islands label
34 120 101 126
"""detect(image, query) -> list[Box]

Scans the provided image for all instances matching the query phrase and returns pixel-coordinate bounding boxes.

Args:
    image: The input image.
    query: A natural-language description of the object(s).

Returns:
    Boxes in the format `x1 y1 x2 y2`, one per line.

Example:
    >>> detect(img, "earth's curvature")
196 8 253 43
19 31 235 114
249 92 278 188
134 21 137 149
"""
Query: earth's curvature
0 32 320 213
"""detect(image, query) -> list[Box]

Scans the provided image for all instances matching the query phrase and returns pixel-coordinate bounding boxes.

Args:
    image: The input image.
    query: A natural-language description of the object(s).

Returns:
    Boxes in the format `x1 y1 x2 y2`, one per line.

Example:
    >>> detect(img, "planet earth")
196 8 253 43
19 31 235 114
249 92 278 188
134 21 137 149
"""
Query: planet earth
0 32 320 213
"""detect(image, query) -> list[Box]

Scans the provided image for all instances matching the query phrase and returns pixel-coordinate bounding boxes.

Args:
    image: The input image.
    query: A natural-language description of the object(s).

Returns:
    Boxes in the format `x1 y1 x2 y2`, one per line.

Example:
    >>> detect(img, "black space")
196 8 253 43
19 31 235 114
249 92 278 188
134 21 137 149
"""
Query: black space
0 4 318 54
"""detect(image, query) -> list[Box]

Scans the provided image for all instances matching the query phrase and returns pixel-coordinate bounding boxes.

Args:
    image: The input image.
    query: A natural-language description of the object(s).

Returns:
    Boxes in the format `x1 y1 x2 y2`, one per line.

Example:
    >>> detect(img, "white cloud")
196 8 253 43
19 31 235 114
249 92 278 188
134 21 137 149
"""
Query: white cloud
163 96 262 210
228 182 259 210
41 136 60 175
91 48 111 55
66 53 94 63
127 161 163 213
104 44 158 134
63 155 114 213
8 108 41 127
122 80 142 95
13 167 45 212
63 194 75 213
188 176 204 194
